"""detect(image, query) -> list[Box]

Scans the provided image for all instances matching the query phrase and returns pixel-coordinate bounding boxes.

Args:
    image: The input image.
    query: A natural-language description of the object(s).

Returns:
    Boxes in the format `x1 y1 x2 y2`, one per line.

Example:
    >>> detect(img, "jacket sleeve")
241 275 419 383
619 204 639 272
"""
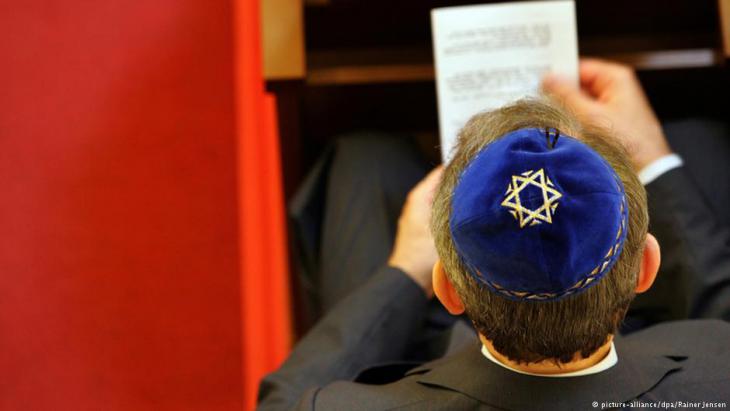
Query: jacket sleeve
256 266 430 411
643 167 730 321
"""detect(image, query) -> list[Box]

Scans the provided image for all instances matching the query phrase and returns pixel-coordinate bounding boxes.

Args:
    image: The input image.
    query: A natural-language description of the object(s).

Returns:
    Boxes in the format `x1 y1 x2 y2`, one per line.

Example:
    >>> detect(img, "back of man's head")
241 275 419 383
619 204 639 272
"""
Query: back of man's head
431 99 648 364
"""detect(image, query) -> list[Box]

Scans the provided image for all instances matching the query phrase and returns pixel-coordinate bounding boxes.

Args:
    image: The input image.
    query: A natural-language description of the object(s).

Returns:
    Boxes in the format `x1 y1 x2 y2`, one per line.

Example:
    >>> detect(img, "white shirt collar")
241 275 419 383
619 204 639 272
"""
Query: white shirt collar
480 342 617 378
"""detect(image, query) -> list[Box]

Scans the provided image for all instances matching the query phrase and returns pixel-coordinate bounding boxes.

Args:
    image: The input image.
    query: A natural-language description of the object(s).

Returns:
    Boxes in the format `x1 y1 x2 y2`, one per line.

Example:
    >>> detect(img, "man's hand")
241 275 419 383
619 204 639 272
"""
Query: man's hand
388 166 443 297
542 58 672 171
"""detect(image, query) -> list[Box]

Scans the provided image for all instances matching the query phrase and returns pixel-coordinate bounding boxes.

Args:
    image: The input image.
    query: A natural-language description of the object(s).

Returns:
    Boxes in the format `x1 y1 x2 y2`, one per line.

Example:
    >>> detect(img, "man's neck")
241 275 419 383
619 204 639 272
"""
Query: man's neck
479 335 614 375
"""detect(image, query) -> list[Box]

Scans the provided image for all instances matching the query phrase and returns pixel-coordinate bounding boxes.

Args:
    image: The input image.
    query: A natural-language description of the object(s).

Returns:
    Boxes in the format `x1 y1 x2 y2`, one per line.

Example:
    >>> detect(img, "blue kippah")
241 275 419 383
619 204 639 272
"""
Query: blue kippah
450 128 628 301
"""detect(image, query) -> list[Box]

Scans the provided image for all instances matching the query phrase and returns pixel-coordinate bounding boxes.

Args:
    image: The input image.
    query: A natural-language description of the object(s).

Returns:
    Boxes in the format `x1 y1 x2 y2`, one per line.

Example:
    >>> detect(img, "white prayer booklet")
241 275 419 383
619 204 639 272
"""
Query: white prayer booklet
431 0 579 161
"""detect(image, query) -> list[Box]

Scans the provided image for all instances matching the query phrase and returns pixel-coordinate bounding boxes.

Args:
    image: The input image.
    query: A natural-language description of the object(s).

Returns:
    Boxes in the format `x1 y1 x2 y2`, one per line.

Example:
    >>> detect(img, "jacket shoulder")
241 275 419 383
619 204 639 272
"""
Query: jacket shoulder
307 374 491 411
625 320 730 401
625 319 730 351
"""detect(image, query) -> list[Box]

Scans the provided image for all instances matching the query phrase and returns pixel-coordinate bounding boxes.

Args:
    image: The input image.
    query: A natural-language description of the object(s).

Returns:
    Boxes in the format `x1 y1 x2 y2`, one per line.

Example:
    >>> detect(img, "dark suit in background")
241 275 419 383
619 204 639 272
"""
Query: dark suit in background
258 120 730 410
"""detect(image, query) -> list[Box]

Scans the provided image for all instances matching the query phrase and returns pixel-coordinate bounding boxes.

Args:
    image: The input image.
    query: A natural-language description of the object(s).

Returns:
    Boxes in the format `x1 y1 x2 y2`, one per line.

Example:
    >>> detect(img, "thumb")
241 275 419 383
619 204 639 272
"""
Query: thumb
541 74 596 114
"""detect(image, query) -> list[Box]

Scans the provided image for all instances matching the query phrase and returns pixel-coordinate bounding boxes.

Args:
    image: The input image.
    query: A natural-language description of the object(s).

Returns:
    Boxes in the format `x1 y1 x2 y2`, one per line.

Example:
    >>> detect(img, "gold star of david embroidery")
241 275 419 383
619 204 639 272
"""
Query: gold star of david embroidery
501 168 563 228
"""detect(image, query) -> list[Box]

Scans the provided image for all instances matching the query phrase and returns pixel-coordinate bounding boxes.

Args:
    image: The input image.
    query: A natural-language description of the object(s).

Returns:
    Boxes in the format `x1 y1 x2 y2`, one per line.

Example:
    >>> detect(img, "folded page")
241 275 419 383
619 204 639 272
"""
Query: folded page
432 0 579 161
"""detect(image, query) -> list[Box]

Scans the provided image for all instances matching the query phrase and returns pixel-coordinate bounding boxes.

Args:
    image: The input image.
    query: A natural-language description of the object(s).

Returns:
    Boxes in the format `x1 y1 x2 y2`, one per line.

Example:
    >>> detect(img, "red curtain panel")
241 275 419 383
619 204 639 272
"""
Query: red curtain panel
236 0 293 407
0 1 291 409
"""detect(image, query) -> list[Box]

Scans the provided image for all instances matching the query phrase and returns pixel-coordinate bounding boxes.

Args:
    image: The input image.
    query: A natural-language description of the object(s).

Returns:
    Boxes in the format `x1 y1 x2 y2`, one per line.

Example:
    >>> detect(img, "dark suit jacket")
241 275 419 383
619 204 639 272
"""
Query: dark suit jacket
258 168 730 410
642 168 730 322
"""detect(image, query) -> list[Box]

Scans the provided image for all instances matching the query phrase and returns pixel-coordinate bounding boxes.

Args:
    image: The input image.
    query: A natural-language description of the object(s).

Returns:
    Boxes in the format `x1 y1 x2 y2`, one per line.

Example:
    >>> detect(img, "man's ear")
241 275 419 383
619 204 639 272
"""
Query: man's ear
636 233 661 294
433 259 465 315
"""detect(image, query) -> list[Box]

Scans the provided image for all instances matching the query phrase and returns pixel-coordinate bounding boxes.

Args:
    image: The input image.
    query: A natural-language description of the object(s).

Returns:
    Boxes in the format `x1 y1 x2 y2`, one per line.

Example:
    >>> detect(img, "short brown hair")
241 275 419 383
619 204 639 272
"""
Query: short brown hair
431 99 648 364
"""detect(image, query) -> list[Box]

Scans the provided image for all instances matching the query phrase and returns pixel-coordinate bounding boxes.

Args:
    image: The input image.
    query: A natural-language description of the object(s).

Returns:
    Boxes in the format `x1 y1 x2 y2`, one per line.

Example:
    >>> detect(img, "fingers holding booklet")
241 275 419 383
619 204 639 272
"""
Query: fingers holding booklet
542 59 672 171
